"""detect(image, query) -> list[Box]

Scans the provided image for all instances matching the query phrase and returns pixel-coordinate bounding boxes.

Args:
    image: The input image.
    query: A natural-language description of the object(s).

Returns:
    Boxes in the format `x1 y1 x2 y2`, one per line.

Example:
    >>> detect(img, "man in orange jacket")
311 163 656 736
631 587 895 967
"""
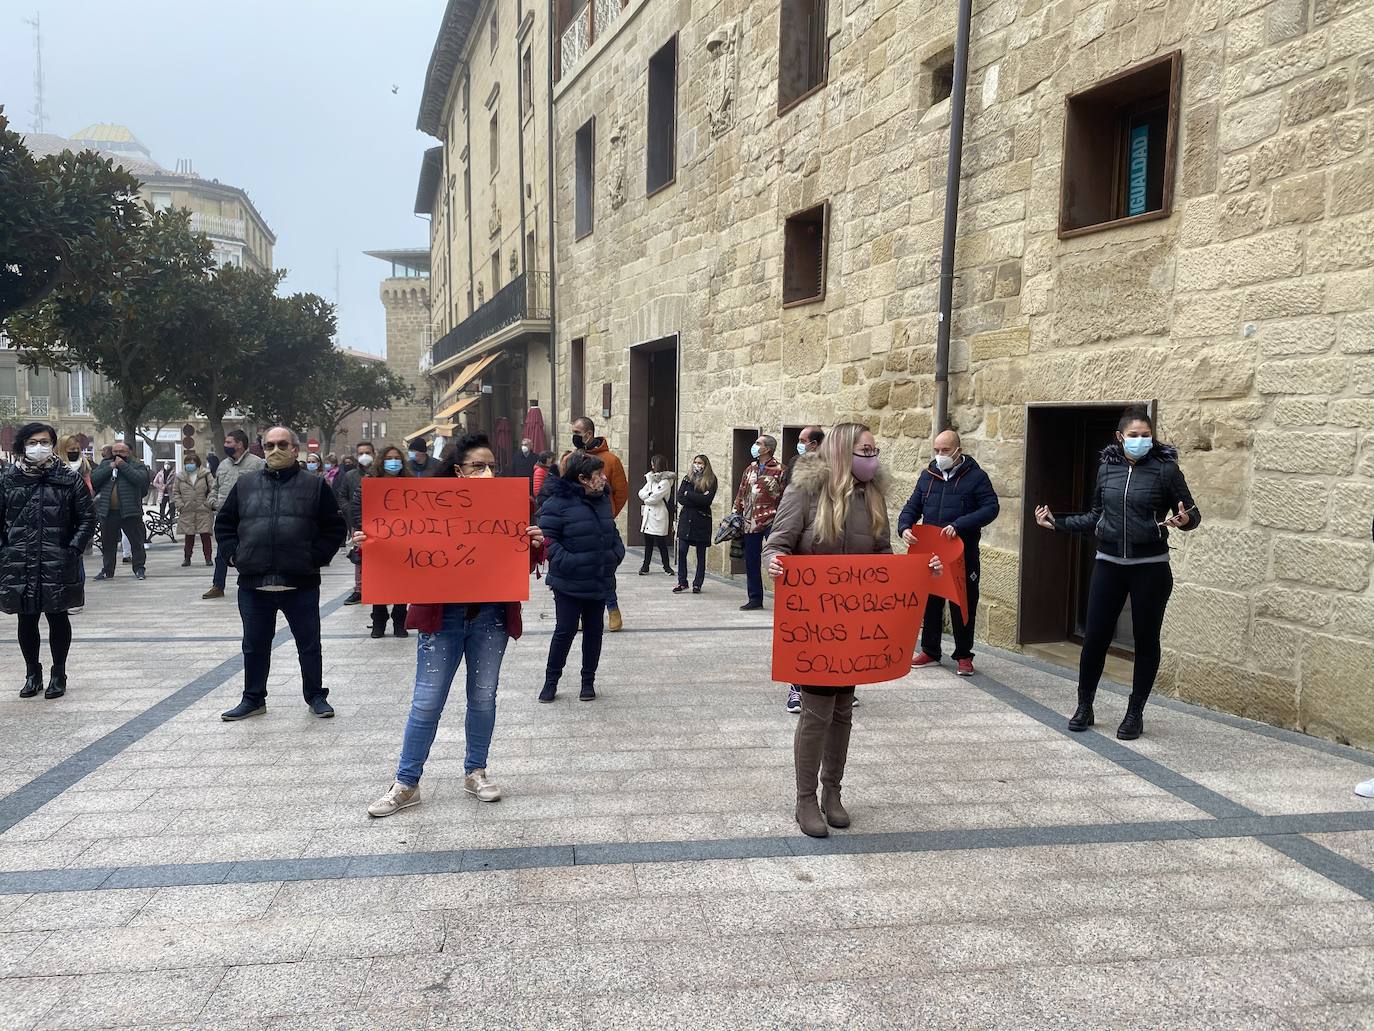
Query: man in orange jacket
570 416 628 630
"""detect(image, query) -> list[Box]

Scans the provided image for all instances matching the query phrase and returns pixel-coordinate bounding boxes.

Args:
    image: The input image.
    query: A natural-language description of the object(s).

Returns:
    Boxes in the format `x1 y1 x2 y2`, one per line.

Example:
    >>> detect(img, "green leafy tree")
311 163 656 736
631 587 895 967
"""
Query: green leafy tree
89 390 189 454
169 265 285 449
5 208 213 446
0 105 145 322
304 351 415 454
243 292 340 431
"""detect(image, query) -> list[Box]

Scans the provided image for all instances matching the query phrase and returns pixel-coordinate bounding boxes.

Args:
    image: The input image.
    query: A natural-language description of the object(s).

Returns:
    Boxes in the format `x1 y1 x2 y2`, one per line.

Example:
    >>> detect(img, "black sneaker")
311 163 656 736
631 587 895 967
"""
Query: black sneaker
222 699 266 721
740 601 763 611
343 591 362 606
1067 705 1095 732
44 673 66 700
309 697 335 718
94 571 111 581
1116 711 1144 740
134 569 146 581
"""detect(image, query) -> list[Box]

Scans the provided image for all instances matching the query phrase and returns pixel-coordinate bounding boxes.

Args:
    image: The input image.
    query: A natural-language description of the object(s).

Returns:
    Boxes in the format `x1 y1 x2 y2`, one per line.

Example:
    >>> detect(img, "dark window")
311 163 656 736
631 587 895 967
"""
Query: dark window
570 337 586 420
778 0 827 112
783 202 829 307
463 167 471 216
646 35 678 195
489 112 500 177
575 117 595 239
490 10 498 54
522 48 533 116
526 228 536 269
1060 51 1182 238
929 51 955 106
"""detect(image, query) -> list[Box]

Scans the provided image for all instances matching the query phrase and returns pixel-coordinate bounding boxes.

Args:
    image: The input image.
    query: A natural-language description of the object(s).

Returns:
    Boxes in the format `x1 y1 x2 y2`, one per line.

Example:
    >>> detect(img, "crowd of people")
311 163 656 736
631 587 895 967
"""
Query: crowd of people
21 405 1373 826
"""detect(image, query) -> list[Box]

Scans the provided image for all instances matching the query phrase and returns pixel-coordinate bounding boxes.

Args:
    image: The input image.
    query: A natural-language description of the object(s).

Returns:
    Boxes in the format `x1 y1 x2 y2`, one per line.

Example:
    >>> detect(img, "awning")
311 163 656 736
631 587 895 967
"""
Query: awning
434 423 457 437
435 394 479 421
438 351 502 405
407 422 439 441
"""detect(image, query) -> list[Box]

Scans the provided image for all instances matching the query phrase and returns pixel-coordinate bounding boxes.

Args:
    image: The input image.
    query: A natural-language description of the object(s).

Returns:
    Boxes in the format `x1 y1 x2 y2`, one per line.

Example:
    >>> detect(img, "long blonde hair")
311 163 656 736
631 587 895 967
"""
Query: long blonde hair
812 422 888 545
689 454 717 495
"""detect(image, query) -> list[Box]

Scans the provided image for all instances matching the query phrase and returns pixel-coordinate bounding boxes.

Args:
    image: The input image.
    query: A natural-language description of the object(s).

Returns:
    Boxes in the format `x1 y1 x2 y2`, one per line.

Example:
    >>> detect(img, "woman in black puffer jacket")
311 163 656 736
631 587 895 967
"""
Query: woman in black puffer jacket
1035 406 1201 741
0 422 96 700
537 451 625 702
673 454 718 594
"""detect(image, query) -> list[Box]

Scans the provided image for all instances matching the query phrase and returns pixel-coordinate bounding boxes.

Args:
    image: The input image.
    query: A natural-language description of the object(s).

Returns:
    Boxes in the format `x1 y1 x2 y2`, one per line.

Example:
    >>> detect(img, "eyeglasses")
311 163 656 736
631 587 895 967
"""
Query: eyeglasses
459 461 499 473
852 447 881 458
262 441 294 451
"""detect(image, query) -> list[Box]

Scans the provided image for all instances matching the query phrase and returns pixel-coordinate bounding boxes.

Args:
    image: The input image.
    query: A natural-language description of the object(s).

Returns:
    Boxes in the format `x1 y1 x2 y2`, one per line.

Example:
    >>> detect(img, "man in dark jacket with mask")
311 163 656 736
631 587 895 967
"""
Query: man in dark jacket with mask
898 429 1000 677
90 441 150 581
215 426 347 721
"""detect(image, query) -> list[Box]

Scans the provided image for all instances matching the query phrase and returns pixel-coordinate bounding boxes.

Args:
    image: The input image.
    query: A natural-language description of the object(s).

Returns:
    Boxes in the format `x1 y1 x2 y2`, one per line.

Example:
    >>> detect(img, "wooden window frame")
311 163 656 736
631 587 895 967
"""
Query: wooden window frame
777 0 829 116
1058 51 1182 240
646 35 679 198
782 200 830 308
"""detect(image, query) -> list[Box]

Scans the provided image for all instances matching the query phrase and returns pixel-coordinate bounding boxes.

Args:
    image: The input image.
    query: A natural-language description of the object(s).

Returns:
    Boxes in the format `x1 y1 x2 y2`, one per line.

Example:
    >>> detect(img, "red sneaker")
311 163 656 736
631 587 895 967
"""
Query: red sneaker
956 659 976 677
912 652 939 668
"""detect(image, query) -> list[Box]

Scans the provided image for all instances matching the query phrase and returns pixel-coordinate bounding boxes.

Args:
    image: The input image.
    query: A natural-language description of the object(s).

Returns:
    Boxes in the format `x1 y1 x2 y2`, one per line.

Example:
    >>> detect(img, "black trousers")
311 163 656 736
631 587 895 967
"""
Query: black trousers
544 591 605 691
1078 559 1174 710
18 612 72 674
677 539 707 589
920 548 980 660
100 514 146 575
237 586 325 705
639 535 672 572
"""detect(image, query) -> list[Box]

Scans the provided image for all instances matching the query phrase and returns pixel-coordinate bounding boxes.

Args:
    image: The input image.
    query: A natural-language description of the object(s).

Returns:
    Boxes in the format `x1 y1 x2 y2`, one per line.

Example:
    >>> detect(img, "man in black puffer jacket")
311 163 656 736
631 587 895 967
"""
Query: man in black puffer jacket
215 426 347 721
898 429 1000 676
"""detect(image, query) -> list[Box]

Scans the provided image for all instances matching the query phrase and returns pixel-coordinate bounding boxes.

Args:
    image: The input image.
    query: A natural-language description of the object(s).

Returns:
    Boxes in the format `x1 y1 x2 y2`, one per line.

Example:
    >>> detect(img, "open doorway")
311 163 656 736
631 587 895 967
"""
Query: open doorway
781 425 804 466
627 336 678 546
729 427 759 575
1019 402 1154 655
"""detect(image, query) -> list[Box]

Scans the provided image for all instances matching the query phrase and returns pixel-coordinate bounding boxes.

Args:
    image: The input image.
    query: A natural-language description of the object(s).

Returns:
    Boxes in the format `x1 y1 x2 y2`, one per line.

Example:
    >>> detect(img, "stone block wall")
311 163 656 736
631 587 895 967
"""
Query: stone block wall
380 278 432 442
552 0 1374 746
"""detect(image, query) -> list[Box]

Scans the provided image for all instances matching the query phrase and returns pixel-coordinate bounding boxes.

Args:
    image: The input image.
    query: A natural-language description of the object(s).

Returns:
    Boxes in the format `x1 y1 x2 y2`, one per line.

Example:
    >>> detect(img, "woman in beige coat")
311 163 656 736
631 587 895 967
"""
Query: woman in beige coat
764 422 940 838
174 453 215 567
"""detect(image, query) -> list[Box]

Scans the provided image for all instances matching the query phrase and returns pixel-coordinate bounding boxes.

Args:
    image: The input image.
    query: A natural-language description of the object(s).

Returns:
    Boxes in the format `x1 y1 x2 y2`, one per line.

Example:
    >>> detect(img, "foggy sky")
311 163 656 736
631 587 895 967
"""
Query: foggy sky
0 0 443 356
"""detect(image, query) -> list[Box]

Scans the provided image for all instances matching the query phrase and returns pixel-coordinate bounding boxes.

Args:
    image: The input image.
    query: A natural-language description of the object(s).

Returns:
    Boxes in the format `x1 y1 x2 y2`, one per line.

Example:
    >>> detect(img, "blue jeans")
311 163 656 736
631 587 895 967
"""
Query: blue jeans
397 603 509 785
743 529 769 604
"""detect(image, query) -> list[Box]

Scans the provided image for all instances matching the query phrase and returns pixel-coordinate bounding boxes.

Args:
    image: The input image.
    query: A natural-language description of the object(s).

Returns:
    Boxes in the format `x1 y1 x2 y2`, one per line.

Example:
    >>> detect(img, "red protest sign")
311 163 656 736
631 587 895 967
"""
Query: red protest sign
771 554 932 687
906 525 968 615
360 478 532 605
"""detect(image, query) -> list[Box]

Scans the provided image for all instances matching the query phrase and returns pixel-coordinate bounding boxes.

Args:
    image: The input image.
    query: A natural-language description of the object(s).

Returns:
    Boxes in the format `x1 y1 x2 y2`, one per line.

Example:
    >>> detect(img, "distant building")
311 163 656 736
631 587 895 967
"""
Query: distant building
364 249 433 448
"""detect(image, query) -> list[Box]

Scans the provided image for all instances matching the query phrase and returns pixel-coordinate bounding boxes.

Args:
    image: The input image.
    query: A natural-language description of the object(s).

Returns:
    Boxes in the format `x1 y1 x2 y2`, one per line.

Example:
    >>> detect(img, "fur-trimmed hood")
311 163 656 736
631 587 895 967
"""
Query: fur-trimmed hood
1101 442 1180 466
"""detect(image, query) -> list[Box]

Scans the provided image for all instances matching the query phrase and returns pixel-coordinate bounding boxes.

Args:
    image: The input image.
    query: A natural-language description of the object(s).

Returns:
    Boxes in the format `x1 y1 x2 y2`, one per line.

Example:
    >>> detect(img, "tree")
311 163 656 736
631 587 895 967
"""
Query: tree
304 351 414 454
169 265 285 449
243 292 340 431
0 105 145 322
5 208 213 447
89 390 189 454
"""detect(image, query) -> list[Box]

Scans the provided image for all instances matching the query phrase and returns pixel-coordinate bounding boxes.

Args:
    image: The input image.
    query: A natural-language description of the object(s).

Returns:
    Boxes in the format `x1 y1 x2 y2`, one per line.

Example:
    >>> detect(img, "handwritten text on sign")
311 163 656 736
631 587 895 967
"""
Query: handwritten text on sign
360 478 531 605
771 554 933 687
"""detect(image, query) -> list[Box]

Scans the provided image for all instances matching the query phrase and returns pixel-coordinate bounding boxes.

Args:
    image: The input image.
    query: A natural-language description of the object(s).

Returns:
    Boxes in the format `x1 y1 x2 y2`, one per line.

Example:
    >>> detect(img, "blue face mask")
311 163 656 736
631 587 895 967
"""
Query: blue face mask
797 442 807 456
383 458 403 475
1122 436 1153 459
184 463 198 475
407 450 418 463
751 444 762 460
323 463 333 472
306 462 320 472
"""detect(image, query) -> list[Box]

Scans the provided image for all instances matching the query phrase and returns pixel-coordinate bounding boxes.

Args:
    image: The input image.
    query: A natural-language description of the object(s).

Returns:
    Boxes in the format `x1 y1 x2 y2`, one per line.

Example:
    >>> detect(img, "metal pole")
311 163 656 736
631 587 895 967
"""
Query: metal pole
546 0 559 450
933 0 974 435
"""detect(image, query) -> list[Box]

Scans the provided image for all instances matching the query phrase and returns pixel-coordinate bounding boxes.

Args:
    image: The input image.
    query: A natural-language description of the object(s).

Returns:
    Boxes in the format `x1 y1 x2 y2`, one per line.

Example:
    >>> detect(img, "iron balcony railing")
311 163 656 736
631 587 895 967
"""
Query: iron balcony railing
431 271 550 368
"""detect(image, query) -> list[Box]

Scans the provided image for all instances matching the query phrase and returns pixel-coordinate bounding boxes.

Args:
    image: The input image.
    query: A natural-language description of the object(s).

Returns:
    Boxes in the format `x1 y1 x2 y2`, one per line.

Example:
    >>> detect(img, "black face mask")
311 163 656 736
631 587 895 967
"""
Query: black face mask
571 433 586 450
224 445 237 457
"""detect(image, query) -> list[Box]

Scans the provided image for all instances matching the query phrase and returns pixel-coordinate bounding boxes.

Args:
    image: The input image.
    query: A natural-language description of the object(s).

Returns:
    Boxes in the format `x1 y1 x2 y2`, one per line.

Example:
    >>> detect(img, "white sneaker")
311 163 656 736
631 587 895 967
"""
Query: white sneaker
464 769 502 802
1355 778 1374 799
368 781 420 817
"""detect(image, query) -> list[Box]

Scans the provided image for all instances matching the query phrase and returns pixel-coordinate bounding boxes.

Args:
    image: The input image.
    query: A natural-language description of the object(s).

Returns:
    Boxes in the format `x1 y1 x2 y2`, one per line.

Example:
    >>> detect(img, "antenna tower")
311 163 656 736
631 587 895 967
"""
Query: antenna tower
23 12 46 133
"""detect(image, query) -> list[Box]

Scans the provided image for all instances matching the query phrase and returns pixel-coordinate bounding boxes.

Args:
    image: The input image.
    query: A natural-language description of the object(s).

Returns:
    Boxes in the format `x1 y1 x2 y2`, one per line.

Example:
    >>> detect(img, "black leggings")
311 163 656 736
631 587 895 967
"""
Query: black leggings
1078 560 1173 710
18 612 73 675
544 591 605 691
639 535 672 572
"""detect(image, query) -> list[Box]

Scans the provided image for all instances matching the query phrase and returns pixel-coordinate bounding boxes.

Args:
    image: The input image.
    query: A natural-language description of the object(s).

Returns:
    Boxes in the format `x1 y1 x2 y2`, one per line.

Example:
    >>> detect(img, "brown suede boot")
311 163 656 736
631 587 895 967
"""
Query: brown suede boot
794 691 834 838
820 690 854 828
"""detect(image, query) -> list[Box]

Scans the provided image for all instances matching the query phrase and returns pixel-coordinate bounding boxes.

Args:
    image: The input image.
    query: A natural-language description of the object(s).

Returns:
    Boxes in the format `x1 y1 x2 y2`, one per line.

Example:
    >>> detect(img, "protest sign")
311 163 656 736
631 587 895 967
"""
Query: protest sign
906 525 968 614
360 478 531 605
771 554 932 687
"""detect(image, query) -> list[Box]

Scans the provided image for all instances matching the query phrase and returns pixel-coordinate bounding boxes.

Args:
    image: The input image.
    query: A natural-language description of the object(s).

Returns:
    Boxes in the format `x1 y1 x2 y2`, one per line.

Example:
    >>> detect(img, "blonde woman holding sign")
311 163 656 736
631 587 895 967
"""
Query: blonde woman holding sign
364 432 545 816
765 423 941 838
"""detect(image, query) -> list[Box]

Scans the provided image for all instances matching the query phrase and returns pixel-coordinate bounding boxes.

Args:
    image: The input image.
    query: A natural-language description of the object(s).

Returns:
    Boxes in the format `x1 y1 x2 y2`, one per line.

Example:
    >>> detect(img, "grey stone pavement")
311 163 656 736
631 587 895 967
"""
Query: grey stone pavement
2 540 1374 1030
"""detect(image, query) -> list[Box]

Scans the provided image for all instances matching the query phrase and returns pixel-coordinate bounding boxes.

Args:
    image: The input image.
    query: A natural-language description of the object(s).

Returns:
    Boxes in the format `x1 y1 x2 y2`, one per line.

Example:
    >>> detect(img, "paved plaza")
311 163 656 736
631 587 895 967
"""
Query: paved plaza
1 541 1373 1029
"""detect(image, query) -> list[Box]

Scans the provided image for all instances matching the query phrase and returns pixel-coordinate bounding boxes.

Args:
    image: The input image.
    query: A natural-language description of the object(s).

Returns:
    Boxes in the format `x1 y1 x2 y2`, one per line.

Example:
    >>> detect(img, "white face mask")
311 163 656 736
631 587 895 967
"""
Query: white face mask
69 460 83 471
356 453 374 467
934 452 958 472
25 443 53 463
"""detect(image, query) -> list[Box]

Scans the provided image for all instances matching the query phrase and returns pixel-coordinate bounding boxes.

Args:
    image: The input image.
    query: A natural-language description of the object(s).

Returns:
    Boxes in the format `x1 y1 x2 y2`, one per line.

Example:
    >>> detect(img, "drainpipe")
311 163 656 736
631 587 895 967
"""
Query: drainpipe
546 0 559 449
515 0 529 274
464 66 475 322
933 0 974 435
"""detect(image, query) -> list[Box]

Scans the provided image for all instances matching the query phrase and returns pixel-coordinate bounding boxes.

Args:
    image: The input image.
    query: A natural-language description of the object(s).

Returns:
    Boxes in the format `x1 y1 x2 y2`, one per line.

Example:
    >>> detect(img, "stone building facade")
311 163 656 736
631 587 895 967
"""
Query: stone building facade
552 0 1374 745
416 0 554 454
366 249 434 444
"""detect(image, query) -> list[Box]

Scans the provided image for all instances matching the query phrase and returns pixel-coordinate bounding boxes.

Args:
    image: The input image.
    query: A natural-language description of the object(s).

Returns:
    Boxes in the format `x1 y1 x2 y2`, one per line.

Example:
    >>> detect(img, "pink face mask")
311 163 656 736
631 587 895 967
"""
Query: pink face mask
851 455 880 482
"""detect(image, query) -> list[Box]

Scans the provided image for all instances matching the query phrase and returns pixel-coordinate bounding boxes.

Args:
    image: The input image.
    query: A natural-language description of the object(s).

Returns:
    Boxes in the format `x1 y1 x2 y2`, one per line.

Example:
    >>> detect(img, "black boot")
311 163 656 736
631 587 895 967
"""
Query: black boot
370 605 387 639
20 666 42 699
1117 705 1145 740
45 672 67 699
538 681 557 703
1068 704 1095 732
393 619 409 638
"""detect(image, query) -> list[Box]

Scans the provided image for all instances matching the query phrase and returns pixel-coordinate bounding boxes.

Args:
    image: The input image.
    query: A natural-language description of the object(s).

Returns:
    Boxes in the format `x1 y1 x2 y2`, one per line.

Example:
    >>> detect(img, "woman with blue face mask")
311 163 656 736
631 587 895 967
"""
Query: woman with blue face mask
352 445 410 639
174 453 216 567
1033 405 1201 741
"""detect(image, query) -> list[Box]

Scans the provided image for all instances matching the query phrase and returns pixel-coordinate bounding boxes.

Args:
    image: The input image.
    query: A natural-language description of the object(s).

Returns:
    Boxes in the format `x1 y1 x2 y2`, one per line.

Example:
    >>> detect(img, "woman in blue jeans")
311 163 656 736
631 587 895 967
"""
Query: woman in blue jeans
365 432 544 817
